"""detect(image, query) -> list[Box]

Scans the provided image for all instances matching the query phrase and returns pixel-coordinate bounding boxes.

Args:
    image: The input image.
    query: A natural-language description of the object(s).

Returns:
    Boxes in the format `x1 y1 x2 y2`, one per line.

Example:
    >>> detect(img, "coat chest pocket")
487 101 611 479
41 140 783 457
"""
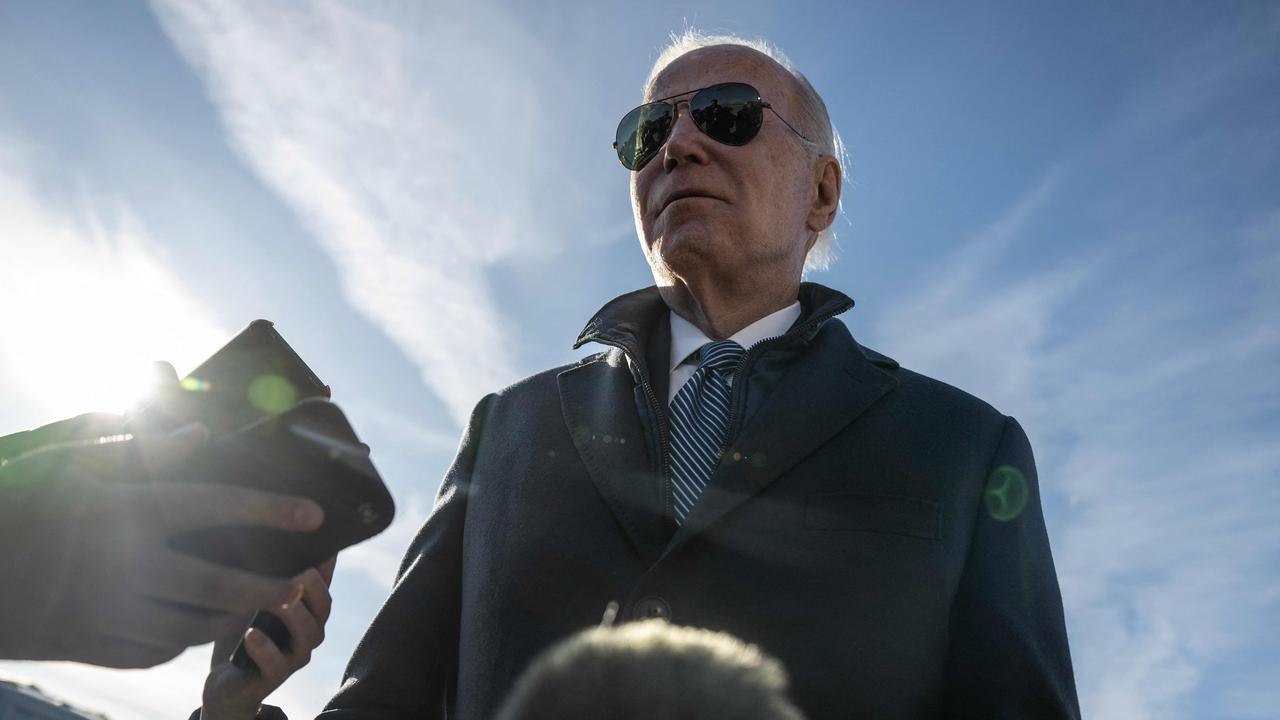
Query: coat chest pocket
804 492 942 540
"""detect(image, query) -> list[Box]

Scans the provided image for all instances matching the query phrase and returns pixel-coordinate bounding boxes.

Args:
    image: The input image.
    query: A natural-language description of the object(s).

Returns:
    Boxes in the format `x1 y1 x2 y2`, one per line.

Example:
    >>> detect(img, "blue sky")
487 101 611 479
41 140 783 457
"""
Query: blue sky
1 2 1277 718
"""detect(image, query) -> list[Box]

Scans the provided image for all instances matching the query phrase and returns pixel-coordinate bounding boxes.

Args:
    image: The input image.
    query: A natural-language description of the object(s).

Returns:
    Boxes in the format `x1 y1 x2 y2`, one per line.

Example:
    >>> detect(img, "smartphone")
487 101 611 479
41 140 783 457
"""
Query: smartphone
168 398 396 672
170 397 394 576
128 319 330 438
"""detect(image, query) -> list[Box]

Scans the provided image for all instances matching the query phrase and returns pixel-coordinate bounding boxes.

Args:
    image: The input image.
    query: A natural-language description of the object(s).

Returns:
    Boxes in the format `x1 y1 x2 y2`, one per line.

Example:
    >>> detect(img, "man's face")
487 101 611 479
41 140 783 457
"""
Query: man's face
630 46 817 289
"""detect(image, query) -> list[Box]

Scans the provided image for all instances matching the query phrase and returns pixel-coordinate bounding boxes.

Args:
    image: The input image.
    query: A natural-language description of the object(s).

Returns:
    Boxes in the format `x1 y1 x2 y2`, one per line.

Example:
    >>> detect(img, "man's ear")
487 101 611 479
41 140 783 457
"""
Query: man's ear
805 156 842 233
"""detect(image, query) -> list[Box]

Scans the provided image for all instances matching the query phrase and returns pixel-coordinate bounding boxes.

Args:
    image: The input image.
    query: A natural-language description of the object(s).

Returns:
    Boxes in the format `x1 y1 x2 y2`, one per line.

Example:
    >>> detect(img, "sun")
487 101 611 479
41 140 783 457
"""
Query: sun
0 180 229 427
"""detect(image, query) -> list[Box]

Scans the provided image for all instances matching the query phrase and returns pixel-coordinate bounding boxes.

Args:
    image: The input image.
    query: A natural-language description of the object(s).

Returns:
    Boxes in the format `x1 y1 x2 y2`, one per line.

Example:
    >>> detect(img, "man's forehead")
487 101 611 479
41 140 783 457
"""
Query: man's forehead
647 45 789 100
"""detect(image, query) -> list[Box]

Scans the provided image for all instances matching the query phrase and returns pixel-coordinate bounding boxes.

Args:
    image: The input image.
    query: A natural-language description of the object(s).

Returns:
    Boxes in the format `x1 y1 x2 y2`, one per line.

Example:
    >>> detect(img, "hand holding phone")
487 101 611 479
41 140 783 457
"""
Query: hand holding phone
171 398 394 577
172 397 394 675
201 559 336 720
128 320 394 674
0 426 325 668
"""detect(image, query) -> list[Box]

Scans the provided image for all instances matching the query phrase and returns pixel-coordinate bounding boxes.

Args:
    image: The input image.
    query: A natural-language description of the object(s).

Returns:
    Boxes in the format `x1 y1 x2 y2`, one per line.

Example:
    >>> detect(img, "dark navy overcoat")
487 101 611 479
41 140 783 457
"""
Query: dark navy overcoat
318 283 1080 720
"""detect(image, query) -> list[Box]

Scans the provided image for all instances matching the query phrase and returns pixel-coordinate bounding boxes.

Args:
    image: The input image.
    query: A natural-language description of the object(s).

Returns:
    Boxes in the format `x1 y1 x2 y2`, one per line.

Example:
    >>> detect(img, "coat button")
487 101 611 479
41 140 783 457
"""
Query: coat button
633 596 671 621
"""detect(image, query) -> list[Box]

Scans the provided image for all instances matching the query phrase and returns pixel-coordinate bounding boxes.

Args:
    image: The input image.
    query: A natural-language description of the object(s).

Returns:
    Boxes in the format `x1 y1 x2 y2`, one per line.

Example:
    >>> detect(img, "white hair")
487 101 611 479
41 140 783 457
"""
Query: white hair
646 29 849 273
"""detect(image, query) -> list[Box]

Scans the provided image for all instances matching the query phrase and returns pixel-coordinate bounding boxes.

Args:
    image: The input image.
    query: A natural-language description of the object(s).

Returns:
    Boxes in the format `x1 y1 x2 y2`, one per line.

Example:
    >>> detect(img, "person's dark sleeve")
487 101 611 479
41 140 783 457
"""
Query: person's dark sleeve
0 413 124 464
942 416 1081 719
310 393 494 719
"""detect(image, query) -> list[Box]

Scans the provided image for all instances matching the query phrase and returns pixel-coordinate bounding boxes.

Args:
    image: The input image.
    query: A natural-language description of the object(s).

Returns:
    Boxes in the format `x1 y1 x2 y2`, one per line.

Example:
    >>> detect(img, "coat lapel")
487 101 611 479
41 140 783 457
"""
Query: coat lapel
558 351 668 566
662 322 898 557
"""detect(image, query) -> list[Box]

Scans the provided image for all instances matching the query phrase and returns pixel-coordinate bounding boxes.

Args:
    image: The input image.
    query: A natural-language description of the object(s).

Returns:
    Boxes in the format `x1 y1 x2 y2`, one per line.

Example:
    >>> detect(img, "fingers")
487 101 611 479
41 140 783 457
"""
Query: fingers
83 635 185 670
149 360 181 387
134 422 209 477
137 361 182 413
241 569 331 684
110 595 241 650
144 482 323 533
276 599 323 668
317 555 338 585
143 547 297 614
209 611 257 670
272 589 325 672
242 627 291 681
295 567 333 625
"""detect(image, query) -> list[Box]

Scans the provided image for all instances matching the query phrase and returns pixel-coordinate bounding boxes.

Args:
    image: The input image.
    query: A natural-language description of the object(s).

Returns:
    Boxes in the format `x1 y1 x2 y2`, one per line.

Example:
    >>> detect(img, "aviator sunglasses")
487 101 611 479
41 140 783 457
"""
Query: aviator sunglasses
613 82 814 171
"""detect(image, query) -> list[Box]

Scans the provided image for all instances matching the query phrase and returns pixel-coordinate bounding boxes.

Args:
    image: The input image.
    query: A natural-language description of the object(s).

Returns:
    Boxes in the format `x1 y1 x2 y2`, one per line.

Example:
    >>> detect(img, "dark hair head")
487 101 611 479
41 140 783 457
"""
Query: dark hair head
494 620 807 720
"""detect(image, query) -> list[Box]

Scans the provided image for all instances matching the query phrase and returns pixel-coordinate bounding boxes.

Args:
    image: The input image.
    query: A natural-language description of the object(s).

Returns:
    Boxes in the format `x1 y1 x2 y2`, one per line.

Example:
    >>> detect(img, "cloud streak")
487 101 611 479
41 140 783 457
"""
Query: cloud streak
150 0 587 426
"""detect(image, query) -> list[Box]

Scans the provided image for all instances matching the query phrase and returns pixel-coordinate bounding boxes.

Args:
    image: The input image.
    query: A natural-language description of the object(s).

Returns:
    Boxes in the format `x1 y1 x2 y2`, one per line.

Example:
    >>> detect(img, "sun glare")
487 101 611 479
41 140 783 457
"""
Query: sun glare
0 175 228 426
2 256 227 420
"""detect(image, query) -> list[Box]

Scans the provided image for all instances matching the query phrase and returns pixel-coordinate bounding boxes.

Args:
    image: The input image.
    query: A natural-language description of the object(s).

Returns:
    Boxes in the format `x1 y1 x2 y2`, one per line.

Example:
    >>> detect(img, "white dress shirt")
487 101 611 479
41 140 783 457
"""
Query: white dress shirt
667 301 802 406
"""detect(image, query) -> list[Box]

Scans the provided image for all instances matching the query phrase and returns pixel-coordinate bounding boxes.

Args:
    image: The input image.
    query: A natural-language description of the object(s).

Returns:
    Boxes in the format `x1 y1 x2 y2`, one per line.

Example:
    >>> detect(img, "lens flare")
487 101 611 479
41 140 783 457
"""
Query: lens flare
180 377 212 392
247 374 296 414
984 465 1028 521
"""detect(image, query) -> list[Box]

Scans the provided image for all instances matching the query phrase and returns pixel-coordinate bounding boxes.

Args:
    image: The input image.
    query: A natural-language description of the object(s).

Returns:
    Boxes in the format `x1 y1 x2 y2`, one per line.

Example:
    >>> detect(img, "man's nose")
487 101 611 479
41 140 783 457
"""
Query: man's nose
662 101 711 172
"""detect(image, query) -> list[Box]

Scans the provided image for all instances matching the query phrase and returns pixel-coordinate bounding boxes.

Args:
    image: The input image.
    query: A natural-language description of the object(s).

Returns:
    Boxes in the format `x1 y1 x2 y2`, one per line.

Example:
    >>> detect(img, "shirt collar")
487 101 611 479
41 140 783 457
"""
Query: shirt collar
669 301 803 373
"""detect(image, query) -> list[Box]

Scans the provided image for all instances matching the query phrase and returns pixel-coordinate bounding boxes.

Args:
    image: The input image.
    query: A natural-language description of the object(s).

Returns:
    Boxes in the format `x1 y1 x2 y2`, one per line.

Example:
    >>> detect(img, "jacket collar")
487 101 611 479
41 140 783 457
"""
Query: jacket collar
561 281 899 564
573 282 866 371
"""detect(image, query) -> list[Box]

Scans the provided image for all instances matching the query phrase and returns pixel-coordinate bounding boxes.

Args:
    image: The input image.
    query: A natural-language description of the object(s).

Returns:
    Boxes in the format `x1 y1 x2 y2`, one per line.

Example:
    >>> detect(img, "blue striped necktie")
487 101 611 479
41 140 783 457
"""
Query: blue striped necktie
668 340 746 524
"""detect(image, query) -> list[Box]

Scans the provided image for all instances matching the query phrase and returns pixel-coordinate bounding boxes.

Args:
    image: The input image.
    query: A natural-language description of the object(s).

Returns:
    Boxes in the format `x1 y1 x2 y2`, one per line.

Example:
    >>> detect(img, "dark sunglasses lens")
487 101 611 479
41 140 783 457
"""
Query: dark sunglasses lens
690 83 764 146
616 102 674 170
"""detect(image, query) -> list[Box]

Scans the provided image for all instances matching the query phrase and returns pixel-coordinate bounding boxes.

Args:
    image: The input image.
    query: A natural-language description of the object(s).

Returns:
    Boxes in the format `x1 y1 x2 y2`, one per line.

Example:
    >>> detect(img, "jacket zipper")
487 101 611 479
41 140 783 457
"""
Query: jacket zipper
718 304 847 459
586 299 847 523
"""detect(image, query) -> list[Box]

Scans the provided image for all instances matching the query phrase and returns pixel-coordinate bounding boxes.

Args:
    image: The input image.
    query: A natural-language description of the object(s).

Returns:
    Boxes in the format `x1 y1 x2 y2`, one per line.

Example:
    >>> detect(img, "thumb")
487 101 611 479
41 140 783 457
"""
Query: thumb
210 612 256 669
149 360 181 387
124 360 185 434
138 422 209 477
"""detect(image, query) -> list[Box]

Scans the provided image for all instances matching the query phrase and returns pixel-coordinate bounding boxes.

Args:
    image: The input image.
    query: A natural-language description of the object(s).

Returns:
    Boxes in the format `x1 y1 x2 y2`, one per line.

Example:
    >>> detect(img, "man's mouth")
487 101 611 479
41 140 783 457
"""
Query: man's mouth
660 190 723 214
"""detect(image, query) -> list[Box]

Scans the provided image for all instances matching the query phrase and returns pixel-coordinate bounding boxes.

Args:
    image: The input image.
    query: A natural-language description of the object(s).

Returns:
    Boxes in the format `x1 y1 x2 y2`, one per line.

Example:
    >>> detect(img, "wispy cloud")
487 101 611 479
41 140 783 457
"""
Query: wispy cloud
874 171 1081 417
149 0 592 426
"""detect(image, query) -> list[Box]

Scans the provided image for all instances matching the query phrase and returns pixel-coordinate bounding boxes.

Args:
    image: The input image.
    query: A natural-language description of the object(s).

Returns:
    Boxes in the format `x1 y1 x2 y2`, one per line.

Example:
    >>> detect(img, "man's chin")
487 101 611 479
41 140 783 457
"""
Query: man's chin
648 243 709 284
647 252 737 296
649 228 725 267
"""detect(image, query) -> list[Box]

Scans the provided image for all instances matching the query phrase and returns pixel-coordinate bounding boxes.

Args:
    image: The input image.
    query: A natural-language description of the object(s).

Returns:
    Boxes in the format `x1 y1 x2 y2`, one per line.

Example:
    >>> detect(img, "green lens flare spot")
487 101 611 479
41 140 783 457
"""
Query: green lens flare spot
181 377 212 392
984 465 1028 522
248 374 296 414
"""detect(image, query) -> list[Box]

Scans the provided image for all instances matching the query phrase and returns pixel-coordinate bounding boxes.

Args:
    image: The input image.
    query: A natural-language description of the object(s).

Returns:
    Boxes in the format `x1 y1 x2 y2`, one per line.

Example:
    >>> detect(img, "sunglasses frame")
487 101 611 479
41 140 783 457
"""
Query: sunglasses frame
612 82 816 171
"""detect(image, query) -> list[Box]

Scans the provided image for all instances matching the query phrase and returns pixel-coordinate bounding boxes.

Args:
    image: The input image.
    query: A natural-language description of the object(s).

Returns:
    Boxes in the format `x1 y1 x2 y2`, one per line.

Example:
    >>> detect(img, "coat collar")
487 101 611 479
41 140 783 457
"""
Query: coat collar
574 282 870 369
562 283 898 564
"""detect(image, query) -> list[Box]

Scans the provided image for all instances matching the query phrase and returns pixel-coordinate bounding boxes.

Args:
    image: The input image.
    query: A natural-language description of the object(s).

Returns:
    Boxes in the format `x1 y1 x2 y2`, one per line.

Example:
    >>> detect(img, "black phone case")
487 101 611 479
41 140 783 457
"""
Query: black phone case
128 319 330 439
169 398 395 674
169 398 395 577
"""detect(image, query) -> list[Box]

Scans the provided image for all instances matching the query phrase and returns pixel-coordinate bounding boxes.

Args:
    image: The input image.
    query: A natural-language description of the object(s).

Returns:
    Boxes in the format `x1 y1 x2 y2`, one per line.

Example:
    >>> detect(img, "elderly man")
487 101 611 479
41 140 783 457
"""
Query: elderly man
303 34 1080 720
